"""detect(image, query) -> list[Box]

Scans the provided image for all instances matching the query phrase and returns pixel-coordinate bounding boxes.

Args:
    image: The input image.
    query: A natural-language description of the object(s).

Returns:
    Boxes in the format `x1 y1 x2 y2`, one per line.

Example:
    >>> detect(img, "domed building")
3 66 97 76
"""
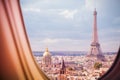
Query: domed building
42 48 52 67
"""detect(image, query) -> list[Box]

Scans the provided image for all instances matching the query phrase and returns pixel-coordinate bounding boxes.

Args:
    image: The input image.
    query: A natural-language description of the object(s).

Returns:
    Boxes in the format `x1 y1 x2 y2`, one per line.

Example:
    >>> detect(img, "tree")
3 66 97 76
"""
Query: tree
94 62 102 69
68 67 74 71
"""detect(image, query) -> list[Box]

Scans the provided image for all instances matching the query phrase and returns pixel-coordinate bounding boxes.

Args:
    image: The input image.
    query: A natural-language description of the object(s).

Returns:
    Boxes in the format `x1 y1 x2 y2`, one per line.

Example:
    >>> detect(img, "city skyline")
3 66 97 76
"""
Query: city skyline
20 0 120 52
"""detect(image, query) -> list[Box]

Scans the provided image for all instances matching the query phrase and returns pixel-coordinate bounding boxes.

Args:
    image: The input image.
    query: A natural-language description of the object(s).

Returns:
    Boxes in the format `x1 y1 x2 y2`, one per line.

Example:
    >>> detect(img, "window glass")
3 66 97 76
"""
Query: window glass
20 0 119 80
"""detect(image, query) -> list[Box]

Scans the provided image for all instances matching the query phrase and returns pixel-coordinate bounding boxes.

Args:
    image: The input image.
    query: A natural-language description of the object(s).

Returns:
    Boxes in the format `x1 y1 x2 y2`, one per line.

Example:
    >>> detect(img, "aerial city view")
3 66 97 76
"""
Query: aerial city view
33 9 117 80
34 49 116 80
20 0 119 80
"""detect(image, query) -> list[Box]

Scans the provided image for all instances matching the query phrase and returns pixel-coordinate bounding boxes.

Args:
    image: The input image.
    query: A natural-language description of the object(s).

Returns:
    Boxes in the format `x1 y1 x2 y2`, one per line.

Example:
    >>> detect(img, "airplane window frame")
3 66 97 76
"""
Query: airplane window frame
0 0 120 80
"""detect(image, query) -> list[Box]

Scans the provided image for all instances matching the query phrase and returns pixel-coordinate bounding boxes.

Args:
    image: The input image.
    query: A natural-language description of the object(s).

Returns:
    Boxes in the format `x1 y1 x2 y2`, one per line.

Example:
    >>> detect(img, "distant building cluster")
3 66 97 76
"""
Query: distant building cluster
35 47 116 80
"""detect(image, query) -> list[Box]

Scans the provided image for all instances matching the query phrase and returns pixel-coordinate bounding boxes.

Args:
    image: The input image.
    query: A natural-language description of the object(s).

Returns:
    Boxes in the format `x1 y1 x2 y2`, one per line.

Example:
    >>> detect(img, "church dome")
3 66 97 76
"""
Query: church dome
43 48 51 57
42 48 52 66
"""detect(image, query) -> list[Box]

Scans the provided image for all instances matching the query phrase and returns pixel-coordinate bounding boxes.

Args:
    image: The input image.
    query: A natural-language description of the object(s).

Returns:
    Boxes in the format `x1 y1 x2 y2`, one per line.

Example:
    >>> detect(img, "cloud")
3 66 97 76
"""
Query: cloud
30 38 90 51
40 38 81 44
59 9 78 19
113 17 120 24
21 0 120 52
42 38 58 44
85 0 95 11
116 30 120 33
85 0 106 11
23 8 41 12
101 40 120 52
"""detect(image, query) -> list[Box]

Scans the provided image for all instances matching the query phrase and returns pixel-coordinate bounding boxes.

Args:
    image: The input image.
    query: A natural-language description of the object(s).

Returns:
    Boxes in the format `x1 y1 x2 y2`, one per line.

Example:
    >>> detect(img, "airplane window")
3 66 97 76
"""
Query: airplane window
20 0 119 80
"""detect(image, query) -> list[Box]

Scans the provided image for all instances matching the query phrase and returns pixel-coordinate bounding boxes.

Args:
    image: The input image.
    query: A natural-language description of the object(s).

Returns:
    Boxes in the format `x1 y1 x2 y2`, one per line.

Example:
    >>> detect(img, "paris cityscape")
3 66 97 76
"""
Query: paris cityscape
20 0 120 80
34 50 116 80
33 9 117 80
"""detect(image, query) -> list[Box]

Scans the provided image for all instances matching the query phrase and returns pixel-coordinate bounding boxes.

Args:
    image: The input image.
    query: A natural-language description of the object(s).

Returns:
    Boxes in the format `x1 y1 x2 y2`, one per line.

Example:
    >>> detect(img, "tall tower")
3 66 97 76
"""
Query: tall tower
58 57 66 80
60 57 66 74
88 9 104 60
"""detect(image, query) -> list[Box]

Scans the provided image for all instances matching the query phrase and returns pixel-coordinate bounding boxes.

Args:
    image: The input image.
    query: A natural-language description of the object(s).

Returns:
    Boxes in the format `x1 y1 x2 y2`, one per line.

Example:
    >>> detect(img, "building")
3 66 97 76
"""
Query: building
58 57 67 80
42 48 52 67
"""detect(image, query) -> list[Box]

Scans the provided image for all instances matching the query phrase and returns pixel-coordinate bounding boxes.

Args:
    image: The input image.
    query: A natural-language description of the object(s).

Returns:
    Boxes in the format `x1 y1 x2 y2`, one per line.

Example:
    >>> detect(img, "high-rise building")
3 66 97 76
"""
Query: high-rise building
88 9 105 60
42 48 52 66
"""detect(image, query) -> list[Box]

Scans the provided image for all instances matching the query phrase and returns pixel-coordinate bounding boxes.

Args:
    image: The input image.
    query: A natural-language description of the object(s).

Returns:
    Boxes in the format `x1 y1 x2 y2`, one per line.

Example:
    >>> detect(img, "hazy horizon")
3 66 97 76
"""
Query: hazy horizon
32 50 117 53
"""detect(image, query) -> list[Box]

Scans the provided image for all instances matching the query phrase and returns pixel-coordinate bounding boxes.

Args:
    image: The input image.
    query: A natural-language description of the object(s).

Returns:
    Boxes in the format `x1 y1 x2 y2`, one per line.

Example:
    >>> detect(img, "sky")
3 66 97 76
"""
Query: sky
20 0 120 52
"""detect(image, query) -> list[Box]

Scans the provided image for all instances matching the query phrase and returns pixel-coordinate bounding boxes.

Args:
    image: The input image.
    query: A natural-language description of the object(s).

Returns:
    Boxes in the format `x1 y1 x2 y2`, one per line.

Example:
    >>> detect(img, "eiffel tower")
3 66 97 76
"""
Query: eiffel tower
87 9 105 61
